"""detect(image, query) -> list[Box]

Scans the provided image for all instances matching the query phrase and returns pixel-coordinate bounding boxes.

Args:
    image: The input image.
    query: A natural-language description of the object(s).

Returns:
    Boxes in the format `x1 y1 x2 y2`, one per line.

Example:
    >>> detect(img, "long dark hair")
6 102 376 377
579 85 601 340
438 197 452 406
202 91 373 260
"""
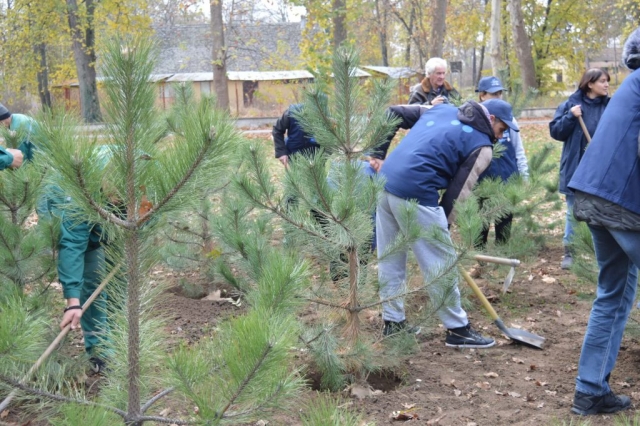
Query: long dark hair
578 68 610 94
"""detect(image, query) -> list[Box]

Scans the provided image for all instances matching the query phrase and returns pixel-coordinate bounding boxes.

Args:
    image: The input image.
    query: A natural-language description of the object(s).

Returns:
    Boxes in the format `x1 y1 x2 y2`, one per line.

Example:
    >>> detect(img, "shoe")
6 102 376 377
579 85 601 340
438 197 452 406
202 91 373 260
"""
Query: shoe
571 390 631 415
561 247 574 270
89 357 108 375
445 324 495 348
383 320 421 336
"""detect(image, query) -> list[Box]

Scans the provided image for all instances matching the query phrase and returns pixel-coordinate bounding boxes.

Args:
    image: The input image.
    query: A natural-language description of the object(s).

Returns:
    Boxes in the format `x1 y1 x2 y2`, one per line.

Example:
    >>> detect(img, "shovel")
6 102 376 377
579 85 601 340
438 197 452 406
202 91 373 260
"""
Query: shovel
473 254 520 293
459 267 545 349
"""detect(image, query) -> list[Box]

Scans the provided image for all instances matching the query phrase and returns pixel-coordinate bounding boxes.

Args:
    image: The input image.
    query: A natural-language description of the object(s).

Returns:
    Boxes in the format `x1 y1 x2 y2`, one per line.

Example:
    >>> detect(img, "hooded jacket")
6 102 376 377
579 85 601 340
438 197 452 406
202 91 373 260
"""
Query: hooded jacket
272 104 318 158
408 78 460 105
377 102 494 215
549 90 609 194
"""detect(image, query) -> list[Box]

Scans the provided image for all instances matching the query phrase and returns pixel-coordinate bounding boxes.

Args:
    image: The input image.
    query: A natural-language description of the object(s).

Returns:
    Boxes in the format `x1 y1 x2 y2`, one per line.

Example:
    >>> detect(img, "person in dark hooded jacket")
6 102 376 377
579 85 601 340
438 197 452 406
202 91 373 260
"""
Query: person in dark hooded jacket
369 100 516 348
549 68 610 269
567 28 640 417
272 103 319 168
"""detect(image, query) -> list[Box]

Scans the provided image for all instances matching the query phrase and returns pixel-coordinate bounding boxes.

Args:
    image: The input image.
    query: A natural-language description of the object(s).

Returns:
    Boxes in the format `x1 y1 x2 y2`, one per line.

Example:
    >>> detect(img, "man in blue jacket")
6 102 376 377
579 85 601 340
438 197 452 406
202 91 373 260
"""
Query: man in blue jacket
272 103 319 167
568 28 640 416
369 99 517 347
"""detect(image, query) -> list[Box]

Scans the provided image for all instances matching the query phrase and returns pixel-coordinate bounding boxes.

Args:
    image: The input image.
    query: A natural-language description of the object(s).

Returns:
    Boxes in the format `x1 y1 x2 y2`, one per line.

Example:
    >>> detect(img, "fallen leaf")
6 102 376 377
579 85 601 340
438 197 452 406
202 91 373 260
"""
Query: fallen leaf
508 391 521 398
632 392 640 400
542 276 556 284
402 403 416 409
512 357 525 364
617 382 632 388
349 384 383 399
528 274 534 281
0 410 7 419
556 310 562 317
525 393 536 401
535 381 548 387
467 423 478 426
391 411 420 421
537 402 545 409
454 389 462 397
255 421 269 426
529 364 537 371
159 408 171 416
495 391 504 396
475 382 491 390
525 376 533 381
426 413 446 424
526 317 537 322
545 390 557 396
484 372 499 378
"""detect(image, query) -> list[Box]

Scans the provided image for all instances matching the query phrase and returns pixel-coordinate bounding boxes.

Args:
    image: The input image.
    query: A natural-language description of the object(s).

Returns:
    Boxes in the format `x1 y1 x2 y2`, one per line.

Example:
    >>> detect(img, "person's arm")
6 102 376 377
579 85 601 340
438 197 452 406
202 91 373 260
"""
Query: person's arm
549 101 577 142
0 146 24 170
440 145 493 225
58 215 91 330
511 123 529 180
408 89 426 105
272 109 290 160
371 105 426 160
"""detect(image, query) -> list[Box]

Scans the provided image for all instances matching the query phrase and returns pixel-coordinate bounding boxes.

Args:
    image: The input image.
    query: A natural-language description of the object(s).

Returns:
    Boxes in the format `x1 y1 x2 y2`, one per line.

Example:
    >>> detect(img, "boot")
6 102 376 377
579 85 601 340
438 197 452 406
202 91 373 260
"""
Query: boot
561 246 573 270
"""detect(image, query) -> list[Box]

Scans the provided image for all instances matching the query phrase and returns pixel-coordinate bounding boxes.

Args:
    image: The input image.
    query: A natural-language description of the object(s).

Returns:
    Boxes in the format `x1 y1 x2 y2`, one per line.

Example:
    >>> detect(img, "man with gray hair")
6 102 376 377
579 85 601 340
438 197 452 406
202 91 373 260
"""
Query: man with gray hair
0 103 25 169
408 57 460 106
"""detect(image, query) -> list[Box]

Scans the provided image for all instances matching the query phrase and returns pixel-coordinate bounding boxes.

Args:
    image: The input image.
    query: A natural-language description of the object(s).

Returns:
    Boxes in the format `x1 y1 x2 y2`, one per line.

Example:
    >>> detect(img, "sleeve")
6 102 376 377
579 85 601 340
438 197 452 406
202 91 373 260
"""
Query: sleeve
440 146 493 225
511 122 529 180
272 109 290 158
408 89 426 105
449 87 462 102
0 146 14 170
549 101 576 142
58 215 90 299
371 105 426 159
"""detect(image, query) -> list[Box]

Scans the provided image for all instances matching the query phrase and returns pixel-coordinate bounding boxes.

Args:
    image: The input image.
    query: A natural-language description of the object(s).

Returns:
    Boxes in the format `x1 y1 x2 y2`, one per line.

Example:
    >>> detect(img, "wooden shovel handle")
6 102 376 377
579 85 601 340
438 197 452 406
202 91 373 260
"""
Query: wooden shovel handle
459 267 500 321
0 263 121 412
578 116 592 144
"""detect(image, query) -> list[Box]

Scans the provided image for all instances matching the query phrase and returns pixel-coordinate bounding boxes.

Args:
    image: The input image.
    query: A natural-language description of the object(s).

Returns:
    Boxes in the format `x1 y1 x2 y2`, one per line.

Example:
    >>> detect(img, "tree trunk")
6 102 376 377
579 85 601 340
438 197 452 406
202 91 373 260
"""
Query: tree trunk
489 0 503 76
429 0 447 58
507 0 537 91
332 0 347 49
343 247 360 342
34 42 52 109
66 0 101 123
375 0 389 66
211 0 230 111
477 45 486 86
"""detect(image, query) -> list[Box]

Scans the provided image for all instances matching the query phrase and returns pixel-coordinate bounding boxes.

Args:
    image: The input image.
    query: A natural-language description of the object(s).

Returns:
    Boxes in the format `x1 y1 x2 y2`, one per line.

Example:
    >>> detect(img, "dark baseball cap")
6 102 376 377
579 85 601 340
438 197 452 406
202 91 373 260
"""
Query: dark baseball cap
476 76 506 93
482 99 519 132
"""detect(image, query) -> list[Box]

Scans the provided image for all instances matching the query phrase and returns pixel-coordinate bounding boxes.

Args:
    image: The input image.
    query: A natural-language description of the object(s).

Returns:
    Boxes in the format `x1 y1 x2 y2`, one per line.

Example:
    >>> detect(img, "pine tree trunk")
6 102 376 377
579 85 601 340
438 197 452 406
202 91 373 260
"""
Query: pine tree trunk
429 0 447 58
211 0 230 111
66 0 102 123
344 247 360 341
35 42 52 109
507 0 537 92
489 0 503 76
332 0 347 49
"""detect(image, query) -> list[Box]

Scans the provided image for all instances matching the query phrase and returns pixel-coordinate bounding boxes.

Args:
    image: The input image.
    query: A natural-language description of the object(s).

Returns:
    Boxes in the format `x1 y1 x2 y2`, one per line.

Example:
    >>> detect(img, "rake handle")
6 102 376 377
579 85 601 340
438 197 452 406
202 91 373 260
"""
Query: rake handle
577 116 592 144
0 264 120 412
474 254 520 267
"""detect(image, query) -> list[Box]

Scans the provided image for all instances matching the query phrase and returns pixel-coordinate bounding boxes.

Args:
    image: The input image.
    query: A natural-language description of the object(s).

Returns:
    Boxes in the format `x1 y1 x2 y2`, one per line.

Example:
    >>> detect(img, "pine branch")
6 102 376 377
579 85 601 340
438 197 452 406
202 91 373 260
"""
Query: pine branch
0 374 126 417
140 387 175 413
133 415 193 425
305 297 350 310
138 127 216 227
75 166 132 229
216 343 273 419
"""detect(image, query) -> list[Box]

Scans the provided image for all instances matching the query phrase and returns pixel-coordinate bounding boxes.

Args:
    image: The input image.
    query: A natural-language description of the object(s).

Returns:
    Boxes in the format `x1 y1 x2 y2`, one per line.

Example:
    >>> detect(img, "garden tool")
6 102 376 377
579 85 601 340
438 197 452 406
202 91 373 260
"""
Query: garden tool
0 264 121 412
473 254 521 293
578 116 592 144
460 267 545 349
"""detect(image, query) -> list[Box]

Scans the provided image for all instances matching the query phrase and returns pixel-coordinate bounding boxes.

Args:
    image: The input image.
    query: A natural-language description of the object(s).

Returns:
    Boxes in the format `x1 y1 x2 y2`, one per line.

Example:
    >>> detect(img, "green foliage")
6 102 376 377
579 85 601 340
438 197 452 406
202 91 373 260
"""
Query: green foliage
301 392 364 425
50 404 120 426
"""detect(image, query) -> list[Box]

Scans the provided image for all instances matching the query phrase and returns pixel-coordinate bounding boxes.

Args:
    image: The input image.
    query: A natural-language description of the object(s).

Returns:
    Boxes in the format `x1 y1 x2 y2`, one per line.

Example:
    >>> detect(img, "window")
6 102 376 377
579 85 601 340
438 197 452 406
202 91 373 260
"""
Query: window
200 81 211 95
556 72 563 83
243 81 259 107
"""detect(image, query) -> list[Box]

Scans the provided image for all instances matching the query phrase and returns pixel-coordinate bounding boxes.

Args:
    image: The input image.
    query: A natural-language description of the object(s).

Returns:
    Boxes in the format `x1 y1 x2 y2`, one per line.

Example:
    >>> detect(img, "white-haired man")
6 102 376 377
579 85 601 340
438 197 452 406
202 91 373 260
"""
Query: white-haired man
408 57 460 106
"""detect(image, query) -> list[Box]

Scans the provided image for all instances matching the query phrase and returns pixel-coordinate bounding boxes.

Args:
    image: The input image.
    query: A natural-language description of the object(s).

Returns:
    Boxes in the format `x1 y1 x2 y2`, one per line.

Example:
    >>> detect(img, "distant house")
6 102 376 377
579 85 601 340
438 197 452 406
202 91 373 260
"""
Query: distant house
361 66 421 103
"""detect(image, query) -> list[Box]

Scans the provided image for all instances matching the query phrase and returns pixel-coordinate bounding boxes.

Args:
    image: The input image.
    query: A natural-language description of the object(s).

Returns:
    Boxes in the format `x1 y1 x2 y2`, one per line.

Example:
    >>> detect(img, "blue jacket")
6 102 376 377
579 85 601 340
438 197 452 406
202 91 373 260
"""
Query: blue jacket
272 104 318 158
480 129 518 181
380 104 494 207
568 69 640 215
549 90 609 194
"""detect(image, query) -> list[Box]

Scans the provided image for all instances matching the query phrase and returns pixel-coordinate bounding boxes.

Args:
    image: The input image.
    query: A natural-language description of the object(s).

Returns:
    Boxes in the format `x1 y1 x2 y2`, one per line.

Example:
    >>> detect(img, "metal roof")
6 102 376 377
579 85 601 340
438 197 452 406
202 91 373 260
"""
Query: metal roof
166 72 213 82
227 70 314 81
362 66 419 79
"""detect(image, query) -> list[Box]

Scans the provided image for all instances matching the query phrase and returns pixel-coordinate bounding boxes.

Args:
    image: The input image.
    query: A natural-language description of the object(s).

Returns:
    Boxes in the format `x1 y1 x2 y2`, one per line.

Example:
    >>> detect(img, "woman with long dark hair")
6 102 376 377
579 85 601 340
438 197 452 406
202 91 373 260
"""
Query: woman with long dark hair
550 68 610 269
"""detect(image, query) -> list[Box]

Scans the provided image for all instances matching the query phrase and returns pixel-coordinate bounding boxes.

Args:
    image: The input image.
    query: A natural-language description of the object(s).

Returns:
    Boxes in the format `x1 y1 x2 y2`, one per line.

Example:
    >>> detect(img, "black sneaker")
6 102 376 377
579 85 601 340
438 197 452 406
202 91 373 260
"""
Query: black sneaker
89 357 108 375
445 324 495 348
571 390 631 415
383 320 421 336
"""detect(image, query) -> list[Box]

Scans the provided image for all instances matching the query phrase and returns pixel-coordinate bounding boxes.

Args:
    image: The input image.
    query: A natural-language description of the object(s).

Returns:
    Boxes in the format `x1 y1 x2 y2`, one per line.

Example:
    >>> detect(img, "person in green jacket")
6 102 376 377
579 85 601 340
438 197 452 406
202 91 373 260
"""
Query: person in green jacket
0 103 26 169
0 104 29 170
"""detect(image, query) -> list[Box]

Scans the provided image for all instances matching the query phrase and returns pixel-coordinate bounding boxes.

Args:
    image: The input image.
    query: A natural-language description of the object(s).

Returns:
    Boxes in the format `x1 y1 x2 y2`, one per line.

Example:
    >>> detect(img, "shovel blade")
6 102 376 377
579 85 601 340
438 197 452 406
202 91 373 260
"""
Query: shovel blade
495 319 545 349
502 267 516 293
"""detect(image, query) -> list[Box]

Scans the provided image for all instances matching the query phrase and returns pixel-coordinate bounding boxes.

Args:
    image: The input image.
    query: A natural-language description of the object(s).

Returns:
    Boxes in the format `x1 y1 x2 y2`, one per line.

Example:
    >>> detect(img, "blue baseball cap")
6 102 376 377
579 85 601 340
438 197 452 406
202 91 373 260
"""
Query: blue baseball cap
476 76 506 93
482 99 519 132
